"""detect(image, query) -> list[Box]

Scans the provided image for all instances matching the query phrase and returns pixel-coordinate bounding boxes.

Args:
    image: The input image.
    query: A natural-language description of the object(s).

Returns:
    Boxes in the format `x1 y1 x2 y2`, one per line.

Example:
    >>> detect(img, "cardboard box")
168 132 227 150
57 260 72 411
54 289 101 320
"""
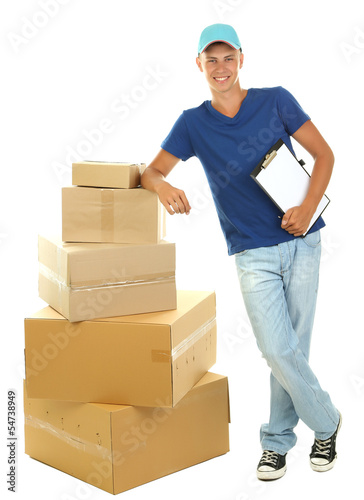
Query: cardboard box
62 187 165 244
72 161 146 189
38 235 176 322
24 372 230 495
24 290 217 406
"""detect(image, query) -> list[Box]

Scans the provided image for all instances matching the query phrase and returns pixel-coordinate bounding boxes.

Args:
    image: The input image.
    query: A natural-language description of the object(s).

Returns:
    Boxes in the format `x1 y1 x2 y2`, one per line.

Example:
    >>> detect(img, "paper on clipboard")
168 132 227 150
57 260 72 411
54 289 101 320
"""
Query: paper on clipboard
250 139 330 236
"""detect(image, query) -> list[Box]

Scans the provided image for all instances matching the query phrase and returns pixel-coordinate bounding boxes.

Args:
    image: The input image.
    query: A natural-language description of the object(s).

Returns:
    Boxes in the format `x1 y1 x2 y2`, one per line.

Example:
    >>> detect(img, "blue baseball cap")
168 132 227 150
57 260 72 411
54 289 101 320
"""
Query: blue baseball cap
198 23 241 55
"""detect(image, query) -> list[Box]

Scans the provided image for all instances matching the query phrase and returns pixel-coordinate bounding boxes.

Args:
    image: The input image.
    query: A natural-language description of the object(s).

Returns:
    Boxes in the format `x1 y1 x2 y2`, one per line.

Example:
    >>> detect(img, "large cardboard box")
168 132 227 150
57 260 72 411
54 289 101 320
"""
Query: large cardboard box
72 161 146 189
24 372 230 495
62 186 165 244
24 290 217 406
38 235 176 322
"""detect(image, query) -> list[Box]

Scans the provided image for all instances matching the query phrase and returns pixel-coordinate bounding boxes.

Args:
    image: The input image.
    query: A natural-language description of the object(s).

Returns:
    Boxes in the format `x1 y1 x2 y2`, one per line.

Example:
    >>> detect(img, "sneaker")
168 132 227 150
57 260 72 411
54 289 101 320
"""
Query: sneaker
257 450 287 481
310 413 342 472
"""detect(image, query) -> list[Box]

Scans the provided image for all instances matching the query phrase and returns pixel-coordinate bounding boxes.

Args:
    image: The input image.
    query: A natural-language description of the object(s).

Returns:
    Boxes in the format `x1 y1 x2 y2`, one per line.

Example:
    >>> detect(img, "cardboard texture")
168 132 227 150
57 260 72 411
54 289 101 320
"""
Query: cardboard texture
72 161 146 189
24 372 230 495
38 235 176 322
62 186 166 244
24 290 217 407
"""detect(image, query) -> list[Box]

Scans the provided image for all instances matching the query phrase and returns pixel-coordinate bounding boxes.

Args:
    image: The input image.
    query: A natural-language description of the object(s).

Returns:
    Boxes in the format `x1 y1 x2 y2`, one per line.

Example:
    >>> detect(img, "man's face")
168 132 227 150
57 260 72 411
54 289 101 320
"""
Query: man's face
196 43 244 95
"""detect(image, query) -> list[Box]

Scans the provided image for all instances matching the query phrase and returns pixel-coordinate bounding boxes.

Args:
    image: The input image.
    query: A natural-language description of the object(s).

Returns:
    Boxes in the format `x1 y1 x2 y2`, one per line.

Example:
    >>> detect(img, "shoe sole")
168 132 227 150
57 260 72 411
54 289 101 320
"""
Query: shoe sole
310 456 337 472
310 413 342 473
257 465 287 481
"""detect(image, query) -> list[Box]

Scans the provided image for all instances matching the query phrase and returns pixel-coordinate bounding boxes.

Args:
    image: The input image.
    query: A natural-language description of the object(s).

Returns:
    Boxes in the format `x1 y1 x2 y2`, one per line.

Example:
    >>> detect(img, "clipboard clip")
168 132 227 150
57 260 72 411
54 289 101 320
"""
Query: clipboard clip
261 150 277 169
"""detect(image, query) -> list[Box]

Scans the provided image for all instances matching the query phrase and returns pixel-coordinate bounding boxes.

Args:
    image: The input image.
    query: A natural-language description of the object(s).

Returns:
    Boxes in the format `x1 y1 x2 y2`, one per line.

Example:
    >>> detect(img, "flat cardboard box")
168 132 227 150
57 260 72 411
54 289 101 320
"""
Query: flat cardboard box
72 161 146 189
38 235 176 322
62 186 165 244
24 372 230 495
24 290 217 407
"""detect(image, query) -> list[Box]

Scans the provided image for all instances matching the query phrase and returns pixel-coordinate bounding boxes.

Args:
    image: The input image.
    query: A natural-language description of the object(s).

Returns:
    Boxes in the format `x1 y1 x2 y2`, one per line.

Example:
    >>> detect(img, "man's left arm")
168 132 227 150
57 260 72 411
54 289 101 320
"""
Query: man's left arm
281 120 335 236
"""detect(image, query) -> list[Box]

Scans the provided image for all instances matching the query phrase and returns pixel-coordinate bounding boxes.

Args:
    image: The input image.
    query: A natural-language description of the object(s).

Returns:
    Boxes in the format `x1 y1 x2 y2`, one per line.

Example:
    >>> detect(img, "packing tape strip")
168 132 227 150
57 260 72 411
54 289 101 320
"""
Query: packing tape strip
56 244 62 307
151 317 216 363
171 317 216 360
71 275 176 291
39 264 175 291
101 189 115 241
70 276 176 295
39 264 70 291
25 414 111 460
160 202 166 239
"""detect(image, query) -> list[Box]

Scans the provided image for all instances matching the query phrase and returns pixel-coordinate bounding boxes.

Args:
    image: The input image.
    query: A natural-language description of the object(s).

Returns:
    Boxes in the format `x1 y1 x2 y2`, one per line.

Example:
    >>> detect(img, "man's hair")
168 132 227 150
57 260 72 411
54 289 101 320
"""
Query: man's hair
199 41 242 56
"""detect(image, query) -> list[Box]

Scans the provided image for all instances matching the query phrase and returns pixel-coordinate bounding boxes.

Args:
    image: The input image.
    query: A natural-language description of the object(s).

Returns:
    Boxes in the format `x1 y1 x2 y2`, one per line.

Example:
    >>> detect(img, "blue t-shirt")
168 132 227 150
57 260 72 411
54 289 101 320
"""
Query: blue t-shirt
161 86 325 255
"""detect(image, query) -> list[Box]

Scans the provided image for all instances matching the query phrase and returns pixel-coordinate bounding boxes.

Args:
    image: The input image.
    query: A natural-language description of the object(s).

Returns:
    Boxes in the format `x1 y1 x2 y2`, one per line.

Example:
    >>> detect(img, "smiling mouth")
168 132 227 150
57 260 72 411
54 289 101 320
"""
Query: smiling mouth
213 76 229 83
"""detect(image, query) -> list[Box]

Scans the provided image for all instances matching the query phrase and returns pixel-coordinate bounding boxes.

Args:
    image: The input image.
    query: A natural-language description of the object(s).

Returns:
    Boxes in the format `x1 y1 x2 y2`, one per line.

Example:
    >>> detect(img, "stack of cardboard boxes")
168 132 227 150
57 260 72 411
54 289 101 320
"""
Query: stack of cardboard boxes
23 161 230 495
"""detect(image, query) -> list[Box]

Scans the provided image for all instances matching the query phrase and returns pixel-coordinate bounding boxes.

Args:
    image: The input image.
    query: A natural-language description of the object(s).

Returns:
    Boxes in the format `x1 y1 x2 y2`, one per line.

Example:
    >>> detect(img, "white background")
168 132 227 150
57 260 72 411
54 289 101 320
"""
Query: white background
1 0 363 498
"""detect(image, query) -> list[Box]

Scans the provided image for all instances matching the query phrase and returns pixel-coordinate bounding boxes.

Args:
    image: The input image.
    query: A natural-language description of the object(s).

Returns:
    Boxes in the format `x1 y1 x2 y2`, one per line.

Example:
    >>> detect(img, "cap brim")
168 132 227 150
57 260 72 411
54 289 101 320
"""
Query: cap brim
199 39 240 54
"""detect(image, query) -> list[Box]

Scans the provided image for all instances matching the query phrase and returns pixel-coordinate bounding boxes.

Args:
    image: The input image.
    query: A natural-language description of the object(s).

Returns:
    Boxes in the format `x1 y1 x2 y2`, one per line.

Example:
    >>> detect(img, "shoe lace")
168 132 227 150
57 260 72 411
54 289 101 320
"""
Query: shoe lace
313 438 331 458
261 450 279 466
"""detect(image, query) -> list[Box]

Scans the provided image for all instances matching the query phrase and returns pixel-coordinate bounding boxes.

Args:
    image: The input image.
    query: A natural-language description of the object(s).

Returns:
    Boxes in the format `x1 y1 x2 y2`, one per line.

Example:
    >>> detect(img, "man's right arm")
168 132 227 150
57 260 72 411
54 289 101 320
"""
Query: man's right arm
141 149 191 215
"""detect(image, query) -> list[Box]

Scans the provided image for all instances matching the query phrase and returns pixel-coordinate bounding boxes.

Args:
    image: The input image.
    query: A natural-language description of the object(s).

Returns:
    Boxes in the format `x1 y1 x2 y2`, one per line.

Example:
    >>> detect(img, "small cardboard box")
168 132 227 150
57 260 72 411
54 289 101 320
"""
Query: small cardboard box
24 290 217 407
38 235 176 322
72 161 146 189
24 372 230 495
62 186 165 244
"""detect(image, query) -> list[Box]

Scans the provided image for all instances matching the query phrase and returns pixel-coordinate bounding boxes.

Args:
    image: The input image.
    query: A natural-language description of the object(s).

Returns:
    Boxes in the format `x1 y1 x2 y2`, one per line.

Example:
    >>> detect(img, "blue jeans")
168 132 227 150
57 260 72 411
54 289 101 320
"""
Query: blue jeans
235 230 340 455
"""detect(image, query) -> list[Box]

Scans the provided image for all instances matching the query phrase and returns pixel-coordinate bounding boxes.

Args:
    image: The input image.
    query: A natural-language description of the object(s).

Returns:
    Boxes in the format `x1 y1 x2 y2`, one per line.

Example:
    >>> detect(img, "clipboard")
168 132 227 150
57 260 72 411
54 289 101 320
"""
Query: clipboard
250 138 330 236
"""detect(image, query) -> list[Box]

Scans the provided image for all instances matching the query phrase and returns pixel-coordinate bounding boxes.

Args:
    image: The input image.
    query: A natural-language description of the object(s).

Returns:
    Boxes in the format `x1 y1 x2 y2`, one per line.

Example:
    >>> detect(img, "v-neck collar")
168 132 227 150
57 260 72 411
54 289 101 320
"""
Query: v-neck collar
206 89 251 123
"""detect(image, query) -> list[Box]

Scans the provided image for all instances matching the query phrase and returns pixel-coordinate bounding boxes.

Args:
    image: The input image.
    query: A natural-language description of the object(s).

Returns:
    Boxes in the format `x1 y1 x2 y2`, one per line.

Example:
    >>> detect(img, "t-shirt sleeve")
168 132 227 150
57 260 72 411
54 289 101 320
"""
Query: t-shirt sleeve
160 112 196 161
277 87 311 136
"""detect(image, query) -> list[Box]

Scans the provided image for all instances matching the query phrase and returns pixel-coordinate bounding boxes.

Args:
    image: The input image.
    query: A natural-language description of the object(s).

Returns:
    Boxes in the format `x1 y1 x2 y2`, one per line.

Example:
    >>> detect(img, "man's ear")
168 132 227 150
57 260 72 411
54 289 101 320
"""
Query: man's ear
239 52 244 69
196 56 203 72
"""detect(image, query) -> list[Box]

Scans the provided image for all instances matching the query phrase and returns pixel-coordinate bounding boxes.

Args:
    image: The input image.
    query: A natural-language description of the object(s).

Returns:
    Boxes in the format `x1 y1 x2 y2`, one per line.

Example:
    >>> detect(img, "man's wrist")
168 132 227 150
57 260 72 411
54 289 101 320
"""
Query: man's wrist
301 197 317 218
154 179 169 195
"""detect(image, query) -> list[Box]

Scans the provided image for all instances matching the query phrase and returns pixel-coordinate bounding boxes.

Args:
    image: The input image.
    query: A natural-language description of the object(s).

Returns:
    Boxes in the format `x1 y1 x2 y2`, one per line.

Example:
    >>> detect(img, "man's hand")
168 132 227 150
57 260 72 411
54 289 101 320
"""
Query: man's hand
155 181 191 215
282 120 334 237
281 204 314 237
140 150 191 215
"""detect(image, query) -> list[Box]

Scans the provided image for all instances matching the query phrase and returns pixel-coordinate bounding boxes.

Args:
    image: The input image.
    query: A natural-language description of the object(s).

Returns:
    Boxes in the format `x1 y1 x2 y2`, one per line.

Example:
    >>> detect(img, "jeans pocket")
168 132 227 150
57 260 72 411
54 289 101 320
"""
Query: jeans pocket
235 249 250 258
302 230 321 248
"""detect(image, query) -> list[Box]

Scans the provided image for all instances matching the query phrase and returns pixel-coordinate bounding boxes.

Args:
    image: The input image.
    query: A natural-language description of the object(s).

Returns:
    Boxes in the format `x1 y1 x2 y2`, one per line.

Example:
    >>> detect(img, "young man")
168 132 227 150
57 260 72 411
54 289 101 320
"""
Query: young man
141 23 341 481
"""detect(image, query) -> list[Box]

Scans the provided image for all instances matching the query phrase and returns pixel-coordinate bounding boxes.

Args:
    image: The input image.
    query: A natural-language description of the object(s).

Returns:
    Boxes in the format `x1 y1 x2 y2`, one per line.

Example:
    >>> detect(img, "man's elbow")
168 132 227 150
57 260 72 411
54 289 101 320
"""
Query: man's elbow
140 168 148 188
315 143 335 170
140 167 152 190
326 145 335 170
